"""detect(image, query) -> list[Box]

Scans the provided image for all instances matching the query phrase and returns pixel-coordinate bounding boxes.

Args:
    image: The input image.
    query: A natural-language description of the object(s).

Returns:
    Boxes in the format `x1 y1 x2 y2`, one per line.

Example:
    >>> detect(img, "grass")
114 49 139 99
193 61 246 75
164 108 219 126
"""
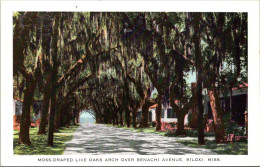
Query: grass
176 139 248 155
13 125 79 155
107 124 248 155
108 124 167 135
107 124 215 137
164 128 215 137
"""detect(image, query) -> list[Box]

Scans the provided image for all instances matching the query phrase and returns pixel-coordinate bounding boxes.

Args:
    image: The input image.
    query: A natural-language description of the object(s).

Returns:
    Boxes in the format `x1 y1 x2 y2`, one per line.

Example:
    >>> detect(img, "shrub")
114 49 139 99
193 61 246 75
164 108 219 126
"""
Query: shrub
164 129 175 137
169 122 176 128
226 120 246 136
187 111 193 127
151 121 156 127
222 111 231 129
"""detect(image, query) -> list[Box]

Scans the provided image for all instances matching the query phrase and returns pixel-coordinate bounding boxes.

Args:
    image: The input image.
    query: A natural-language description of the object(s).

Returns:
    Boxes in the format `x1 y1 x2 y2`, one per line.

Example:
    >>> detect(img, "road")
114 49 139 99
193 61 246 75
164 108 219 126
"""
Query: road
63 123 217 155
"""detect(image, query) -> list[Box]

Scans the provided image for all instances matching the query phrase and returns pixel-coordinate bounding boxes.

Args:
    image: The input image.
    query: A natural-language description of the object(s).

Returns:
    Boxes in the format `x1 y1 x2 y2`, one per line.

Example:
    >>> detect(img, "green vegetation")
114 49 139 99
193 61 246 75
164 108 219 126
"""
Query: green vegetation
108 124 247 155
13 125 79 155
108 124 163 134
13 12 247 148
164 129 215 137
108 124 214 137
134 127 166 136
176 139 248 155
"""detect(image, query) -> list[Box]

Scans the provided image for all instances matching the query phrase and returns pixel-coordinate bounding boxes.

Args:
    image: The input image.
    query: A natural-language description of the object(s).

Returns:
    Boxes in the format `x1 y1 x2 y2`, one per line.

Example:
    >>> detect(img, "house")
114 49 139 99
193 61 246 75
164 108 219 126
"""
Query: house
13 98 23 117
137 83 248 130
13 98 23 130
204 83 248 126
13 99 42 129
137 103 189 125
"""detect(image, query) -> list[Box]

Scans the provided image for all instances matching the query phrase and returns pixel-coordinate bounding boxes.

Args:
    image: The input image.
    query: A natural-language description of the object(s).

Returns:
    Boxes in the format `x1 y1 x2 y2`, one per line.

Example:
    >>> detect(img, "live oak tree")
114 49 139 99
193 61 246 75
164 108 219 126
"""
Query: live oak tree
199 13 247 143
13 12 247 146
14 12 43 145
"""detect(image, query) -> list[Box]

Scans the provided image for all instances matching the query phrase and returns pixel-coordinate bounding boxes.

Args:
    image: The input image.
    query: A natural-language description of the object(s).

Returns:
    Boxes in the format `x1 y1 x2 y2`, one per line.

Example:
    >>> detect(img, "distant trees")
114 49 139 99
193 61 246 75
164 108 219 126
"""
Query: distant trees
13 12 247 146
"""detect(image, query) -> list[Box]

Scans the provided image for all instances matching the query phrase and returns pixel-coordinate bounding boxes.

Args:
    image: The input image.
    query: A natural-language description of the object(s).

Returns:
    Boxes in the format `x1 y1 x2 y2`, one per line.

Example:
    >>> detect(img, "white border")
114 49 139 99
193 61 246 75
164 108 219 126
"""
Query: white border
1 1 260 166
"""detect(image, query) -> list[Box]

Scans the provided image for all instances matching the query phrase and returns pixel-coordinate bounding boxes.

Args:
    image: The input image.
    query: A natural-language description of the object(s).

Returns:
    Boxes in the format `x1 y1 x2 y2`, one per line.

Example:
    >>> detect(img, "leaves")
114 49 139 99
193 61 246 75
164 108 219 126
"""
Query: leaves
13 12 247 132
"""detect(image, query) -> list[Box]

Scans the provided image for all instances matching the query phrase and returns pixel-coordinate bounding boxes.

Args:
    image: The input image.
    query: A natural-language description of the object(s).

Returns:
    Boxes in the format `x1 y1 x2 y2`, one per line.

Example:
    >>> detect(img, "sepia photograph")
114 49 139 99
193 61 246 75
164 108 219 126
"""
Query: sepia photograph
1 0 260 166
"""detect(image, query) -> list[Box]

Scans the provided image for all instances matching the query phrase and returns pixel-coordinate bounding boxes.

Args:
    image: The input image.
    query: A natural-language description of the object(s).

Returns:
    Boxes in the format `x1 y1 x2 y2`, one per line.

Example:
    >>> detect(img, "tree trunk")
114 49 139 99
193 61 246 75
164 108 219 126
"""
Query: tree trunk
115 111 119 125
19 79 36 145
193 12 205 145
96 117 100 123
132 107 137 128
123 80 131 127
54 111 61 129
190 83 198 129
170 97 195 136
38 66 52 135
190 104 198 129
119 109 123 126
76 112 80 124
47 13 59 147
54 102 62 130
112 112 116 125
73 110 77 126
95 111 100 123
95 110 102 124
38 86 51 135
103 112 107 124
208 89 225 143
196 74 204 145
66 112 71 127
140 101 150 128
176 112 185 135
55 100 66 129
47 90 57 146
108 109 113 124
60 108 68 127
155 94 162 131
125 107 131 128
230 87 233 120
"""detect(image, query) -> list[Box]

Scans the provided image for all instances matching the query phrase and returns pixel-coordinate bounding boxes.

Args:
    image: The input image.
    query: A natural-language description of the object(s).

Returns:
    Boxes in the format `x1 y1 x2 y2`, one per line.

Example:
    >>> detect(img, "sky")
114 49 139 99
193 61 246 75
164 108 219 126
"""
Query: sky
80 111 96 124
187 71 196 85
80 112 94 118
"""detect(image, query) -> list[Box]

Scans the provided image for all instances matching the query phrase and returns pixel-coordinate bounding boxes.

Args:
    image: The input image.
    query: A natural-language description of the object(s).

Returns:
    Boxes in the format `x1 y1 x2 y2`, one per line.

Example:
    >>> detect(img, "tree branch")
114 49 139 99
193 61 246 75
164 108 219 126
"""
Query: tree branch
182 96 196 115
144 64 160 91
172 49 195 66
57 46 120 87
65 73 93 98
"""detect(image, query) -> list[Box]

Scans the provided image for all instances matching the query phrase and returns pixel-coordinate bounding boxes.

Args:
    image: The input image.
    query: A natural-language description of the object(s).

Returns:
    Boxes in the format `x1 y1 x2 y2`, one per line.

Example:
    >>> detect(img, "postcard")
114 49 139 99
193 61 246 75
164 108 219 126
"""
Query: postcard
1 0 260 166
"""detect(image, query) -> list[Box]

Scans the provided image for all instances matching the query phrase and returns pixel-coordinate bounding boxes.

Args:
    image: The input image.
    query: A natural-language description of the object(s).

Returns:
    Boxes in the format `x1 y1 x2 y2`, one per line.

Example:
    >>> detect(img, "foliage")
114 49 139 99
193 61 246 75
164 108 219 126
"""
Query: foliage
106 124 247 155
13 12 247 146
226 121 246 136
222 111 232 129
177 139 247 155
187 110 193 127
13 125 79 155
152 91 158 100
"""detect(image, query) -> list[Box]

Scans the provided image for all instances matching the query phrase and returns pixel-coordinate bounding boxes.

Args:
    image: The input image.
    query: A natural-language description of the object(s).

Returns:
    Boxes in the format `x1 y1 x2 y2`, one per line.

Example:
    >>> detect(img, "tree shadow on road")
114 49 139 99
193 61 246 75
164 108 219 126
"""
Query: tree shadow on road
64 124 217 155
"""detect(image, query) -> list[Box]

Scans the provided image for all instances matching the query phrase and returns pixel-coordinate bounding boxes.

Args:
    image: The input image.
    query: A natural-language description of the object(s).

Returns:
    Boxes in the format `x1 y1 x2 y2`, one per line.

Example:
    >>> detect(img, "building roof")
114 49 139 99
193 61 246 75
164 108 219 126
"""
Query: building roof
149 100 179 109
150 104 157 109
13 97 23 102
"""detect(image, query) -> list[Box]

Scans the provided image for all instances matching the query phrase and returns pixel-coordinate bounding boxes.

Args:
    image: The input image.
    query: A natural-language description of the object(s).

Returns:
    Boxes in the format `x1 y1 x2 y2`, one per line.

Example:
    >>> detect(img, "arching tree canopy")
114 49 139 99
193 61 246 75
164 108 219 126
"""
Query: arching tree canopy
13 12 247 146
